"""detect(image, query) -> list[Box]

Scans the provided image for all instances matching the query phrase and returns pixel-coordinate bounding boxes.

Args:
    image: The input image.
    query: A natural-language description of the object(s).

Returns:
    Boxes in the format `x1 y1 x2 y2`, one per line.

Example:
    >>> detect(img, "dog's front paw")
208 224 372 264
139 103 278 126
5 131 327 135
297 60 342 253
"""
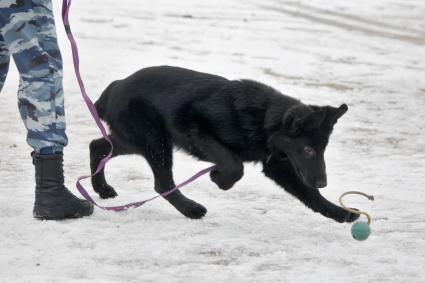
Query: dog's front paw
329 207 360 223
319 206 360 223
94 183 118 199
343 208 360 223
176 200 207 219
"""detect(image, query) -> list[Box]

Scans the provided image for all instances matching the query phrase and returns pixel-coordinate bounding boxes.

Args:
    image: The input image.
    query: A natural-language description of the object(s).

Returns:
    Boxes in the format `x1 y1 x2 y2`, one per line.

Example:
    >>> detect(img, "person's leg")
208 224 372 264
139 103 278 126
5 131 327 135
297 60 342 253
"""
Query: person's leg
4 1 67 153
0 0 93 219
0 8 11 93
0 38 10 93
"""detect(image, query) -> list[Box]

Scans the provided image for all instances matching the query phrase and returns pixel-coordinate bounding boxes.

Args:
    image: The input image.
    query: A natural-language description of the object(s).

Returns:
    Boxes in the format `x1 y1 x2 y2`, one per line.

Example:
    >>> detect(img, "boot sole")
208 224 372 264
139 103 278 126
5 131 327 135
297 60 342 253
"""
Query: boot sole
33 205 94 220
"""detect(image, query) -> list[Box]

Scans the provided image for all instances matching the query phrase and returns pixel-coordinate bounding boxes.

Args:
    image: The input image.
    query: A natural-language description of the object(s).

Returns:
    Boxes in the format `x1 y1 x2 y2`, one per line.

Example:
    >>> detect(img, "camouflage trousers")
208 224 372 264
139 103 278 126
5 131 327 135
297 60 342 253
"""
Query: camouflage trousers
0 0 68 154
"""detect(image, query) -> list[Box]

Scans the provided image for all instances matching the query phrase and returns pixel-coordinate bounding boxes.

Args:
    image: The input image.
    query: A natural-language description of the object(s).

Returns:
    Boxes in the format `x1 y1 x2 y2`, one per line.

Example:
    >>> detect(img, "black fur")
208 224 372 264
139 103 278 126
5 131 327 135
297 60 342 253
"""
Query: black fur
90 66 358 222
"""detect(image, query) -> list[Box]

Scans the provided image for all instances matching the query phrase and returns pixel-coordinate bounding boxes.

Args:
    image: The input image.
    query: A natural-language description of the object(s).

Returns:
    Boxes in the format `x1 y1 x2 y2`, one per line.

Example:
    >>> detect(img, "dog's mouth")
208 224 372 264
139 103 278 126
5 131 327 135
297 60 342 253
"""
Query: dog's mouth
278 152 318 189
295 167 304 179
294 166 317 189
295 167 307 184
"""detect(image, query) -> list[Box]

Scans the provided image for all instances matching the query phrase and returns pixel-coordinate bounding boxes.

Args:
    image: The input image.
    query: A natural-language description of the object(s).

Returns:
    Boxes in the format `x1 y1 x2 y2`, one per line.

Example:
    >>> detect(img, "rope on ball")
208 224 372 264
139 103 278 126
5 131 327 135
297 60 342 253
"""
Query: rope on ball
339 191 374 241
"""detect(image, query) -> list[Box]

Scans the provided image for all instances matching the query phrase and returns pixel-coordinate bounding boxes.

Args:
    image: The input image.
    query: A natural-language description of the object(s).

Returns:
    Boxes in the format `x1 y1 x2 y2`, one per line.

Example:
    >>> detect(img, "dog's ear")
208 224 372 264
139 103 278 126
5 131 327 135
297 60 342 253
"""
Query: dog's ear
324 104 348 126
282 109 326 135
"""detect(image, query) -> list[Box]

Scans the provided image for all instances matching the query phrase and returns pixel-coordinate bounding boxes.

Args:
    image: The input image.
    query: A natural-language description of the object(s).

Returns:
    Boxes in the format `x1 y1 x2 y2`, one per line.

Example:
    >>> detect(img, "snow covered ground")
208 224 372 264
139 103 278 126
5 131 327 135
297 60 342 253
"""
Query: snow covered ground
1 0 425 282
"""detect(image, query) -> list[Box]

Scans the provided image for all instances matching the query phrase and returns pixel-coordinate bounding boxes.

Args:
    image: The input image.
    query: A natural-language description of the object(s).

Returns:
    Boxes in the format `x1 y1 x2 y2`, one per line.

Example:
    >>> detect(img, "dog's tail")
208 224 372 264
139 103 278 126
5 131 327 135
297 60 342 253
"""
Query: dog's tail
95 81 117 120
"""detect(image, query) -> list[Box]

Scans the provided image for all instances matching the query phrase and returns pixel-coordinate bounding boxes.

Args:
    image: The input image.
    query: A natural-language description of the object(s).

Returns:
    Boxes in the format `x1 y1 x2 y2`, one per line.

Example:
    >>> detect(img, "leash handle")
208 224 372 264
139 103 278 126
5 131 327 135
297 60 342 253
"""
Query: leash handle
61 0 216 212
339 191 374 224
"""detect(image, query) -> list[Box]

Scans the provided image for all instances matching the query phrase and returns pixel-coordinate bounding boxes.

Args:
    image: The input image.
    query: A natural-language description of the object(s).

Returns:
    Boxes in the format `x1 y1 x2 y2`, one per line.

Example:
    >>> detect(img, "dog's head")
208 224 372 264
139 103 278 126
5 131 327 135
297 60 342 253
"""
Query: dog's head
268 104 348 189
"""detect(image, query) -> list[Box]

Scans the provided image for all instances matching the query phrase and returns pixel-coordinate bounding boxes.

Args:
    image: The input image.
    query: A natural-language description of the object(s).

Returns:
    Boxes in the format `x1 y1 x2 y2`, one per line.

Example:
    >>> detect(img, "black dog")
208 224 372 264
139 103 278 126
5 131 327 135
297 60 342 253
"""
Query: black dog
90 66 358 223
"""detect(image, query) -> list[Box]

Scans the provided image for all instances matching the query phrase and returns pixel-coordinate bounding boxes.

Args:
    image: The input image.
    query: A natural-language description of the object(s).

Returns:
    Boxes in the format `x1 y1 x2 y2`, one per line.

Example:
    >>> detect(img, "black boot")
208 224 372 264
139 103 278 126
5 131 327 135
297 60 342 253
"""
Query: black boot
32 152 94 220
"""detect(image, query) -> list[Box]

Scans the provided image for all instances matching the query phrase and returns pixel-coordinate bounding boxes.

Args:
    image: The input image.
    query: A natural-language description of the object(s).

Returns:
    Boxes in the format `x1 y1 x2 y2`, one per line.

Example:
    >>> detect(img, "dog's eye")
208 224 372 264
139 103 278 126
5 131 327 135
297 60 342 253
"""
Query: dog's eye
303 146 315 158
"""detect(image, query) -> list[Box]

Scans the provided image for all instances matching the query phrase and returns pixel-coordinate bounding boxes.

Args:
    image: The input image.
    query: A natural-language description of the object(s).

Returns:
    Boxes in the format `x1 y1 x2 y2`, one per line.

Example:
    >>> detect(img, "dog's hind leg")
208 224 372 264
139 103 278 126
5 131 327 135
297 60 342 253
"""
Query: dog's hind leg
89 135 128 199
262 156 359 223
113 108 207 219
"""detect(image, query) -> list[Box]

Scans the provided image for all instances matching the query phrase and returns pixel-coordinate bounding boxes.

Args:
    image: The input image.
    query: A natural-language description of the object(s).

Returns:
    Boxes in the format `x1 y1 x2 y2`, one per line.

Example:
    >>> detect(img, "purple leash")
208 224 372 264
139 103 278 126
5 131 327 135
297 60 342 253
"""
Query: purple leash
61 0 215 212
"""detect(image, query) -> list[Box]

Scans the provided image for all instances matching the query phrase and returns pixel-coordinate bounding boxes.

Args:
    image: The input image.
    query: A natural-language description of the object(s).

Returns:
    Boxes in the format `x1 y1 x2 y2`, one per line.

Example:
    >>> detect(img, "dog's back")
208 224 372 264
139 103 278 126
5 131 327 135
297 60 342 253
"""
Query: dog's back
95 66 230 122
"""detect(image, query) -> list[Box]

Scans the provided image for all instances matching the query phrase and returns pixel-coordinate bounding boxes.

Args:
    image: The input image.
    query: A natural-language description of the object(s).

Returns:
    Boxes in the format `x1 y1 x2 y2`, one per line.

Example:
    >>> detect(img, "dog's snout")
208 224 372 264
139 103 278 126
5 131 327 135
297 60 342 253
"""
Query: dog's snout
315 178 327 188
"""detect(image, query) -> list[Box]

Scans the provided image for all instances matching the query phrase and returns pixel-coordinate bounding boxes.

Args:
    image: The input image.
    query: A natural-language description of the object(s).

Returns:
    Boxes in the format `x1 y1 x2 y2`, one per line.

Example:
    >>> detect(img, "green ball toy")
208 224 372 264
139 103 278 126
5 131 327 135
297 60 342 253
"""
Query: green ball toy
351 221 371 241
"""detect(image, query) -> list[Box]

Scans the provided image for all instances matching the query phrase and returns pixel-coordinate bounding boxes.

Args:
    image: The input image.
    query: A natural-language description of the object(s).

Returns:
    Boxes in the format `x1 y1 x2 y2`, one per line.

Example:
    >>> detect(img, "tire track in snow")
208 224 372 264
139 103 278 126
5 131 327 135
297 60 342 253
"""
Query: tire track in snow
280 1 425 37
258 2 425 45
